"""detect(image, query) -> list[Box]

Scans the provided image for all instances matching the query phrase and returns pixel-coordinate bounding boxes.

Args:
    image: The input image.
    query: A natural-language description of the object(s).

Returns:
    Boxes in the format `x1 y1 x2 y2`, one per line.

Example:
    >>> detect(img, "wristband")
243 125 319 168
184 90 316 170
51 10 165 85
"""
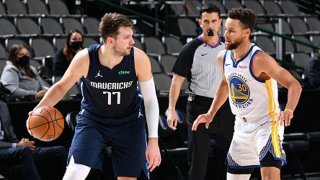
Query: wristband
284 108 294 113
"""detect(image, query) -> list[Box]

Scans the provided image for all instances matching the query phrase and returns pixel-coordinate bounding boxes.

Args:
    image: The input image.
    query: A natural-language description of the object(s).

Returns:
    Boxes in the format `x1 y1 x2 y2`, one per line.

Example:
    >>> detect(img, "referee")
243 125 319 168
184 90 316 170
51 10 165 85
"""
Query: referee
167 3 233 180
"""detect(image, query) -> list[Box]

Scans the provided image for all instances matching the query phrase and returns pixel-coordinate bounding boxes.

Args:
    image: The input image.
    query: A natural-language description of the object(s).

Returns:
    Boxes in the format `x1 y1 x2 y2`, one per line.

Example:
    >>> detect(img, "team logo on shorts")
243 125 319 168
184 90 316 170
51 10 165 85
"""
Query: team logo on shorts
229 76 250 105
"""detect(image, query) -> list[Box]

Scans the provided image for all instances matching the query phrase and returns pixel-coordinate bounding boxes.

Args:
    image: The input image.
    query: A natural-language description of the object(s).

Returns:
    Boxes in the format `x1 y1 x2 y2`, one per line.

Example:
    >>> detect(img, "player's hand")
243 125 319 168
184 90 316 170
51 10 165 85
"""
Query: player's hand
146 138 161 172
276 109 293 127
192 113 213 131
166 109 178 130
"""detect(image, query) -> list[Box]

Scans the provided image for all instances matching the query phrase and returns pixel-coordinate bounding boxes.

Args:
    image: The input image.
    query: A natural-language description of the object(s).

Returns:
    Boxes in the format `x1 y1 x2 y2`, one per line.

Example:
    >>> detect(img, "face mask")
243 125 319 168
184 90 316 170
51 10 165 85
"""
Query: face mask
70 41 83 51
18 55 30 66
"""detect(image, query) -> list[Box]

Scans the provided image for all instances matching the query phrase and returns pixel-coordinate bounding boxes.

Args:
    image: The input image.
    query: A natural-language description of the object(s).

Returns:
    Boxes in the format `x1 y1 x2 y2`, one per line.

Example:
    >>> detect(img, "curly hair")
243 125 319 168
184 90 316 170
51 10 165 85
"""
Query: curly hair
228 8 256 33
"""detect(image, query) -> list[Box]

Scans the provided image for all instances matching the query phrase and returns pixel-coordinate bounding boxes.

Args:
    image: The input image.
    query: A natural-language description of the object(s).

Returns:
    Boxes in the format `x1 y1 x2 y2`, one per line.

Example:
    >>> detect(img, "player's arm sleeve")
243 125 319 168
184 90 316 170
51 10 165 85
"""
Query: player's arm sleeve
139 78 159 138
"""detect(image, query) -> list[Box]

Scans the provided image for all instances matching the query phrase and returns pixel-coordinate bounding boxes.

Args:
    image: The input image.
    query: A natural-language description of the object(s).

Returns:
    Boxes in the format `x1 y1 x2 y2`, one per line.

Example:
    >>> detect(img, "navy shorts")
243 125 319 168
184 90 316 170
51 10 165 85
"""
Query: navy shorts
68 110 148 177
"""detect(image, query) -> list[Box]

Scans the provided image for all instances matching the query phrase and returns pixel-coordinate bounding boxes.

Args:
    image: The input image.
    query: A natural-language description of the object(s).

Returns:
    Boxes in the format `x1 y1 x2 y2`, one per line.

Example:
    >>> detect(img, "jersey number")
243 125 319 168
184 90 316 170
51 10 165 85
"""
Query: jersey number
238 84 248 92
103 91 121 105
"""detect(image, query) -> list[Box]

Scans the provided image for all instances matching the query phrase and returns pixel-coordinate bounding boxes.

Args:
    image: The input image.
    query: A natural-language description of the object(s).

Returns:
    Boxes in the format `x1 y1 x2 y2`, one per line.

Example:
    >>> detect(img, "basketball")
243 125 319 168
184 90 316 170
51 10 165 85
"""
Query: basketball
27 106 64 142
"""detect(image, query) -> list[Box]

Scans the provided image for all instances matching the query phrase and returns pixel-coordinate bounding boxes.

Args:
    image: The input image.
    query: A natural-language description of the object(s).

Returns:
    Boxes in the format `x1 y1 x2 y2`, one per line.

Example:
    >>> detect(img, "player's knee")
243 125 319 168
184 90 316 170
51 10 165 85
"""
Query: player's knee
261 167 281 180
63 157 90 180
261 173 280 180
227 167 253 180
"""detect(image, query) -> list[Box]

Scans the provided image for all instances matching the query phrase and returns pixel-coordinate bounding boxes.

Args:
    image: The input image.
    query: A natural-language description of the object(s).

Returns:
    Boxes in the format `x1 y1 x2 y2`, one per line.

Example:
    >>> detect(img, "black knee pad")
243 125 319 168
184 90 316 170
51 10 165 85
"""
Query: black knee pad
260 152 282 169
227 167 253 174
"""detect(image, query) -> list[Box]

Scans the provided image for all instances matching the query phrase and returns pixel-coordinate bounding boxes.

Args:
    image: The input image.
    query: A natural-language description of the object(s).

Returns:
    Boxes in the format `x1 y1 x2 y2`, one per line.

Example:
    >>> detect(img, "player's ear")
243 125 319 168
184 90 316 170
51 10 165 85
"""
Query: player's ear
219 18 222 26
106 37 113 45
244 28 251 38
197 18 202 27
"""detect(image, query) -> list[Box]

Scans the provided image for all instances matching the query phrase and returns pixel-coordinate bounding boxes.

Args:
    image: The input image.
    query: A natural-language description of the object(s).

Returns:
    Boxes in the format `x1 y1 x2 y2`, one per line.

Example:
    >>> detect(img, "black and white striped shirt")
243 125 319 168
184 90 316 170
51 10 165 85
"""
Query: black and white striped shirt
172 36 225 98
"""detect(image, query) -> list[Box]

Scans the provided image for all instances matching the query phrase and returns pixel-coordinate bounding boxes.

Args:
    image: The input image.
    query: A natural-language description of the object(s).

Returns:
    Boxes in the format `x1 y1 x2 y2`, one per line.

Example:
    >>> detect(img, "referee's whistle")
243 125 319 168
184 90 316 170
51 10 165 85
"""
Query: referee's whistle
207 28 214 36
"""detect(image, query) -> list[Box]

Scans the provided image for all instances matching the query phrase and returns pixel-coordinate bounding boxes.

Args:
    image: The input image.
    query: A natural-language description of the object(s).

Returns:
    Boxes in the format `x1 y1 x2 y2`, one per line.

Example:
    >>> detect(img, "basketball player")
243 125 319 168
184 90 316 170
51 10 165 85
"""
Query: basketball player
192 8 302 180
167 3 233 180
30 13 161 180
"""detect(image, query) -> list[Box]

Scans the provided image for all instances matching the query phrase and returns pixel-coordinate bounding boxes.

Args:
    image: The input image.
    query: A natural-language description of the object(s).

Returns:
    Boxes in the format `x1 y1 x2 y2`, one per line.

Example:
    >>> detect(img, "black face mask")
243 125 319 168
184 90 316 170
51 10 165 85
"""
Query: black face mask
70 41 83 51
18 56 30 67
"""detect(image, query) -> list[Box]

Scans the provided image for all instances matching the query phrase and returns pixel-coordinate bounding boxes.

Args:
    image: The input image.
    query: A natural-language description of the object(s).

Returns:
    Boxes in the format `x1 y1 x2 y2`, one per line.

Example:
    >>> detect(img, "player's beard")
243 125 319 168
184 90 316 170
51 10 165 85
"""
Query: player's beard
114 46 131 56
226 36 243 50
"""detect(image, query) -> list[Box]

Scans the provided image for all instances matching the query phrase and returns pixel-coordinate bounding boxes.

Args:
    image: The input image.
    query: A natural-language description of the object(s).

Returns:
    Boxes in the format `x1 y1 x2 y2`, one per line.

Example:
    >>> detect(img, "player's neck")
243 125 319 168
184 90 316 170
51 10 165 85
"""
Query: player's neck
99 45 123 69
232 41 251 62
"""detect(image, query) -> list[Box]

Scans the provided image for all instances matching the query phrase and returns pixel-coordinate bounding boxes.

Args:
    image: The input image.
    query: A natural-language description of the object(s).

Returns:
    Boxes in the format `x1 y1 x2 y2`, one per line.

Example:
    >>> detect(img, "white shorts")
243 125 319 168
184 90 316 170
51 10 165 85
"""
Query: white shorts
227 114 286 169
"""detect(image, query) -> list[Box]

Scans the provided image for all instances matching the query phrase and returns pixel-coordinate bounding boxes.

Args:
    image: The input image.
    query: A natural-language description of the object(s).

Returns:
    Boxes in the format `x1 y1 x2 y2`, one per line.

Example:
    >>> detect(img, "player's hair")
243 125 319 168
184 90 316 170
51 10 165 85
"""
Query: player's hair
199 3 221 19
228 8 256 33
99 13 134 40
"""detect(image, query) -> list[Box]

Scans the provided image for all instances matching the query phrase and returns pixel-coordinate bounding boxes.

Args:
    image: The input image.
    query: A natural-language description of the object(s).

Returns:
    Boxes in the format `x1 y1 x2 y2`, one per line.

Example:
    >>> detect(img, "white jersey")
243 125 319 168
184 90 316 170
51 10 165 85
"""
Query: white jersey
224 44 285 167
223 44 279 121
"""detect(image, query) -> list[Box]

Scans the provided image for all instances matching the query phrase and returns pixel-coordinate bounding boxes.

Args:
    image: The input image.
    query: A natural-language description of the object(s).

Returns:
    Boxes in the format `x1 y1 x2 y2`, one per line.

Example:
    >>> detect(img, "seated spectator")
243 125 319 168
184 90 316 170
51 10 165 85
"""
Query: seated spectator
0 100 67 180
0 43 50 101
304 50 320 89
54 29 84 76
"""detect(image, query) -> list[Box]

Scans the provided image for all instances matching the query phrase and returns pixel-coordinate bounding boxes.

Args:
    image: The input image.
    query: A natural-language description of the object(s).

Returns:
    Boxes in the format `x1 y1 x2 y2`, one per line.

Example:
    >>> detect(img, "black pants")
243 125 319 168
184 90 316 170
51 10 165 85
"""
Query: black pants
186 95 234 180
0 146 67 180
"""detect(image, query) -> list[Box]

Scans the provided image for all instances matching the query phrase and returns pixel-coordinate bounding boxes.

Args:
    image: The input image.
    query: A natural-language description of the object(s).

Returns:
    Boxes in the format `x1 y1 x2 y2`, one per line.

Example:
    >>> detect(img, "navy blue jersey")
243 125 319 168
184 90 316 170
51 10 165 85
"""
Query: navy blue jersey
79 44 141 120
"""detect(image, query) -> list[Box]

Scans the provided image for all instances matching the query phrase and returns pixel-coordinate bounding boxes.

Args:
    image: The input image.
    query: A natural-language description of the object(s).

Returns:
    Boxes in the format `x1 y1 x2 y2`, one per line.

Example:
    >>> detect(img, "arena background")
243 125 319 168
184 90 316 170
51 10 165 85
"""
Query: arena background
1 0 320 179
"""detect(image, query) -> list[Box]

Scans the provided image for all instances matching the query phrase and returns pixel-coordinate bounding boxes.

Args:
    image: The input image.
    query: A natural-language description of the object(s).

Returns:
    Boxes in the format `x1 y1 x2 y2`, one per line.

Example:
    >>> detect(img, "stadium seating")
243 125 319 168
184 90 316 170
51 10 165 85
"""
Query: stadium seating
0 0 319 178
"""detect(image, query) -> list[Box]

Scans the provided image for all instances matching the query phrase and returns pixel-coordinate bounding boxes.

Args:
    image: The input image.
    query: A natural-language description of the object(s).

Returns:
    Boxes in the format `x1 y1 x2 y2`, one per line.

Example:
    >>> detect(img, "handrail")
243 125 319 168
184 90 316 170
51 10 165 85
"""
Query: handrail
253 26 316 70
251 14 319 70
254 27 319 49
94 1 317 70
97 0 165 25
97 0 170 35
254 25 318 70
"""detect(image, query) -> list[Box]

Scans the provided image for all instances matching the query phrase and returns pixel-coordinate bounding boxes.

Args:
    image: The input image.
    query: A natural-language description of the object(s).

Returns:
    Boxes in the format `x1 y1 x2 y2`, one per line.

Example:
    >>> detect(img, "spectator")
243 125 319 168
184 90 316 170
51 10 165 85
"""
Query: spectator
0 43 49 101
0 100 67 180
304 50 320 89
54 29 84 76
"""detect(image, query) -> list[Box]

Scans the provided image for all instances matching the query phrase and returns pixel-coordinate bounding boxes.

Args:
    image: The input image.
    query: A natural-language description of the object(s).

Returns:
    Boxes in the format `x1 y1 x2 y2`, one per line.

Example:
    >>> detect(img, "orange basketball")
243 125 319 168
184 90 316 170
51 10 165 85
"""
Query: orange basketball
27 106 64 142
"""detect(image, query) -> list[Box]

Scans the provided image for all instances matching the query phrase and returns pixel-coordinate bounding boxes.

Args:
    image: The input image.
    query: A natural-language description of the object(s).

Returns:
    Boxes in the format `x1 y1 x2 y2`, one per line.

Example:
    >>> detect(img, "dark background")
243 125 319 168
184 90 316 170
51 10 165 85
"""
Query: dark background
7 89 320 179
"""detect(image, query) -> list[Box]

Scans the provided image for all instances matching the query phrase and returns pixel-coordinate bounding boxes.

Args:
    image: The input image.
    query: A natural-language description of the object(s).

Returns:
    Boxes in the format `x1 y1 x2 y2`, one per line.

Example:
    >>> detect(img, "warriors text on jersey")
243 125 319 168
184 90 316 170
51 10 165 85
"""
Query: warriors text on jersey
79 44 141 119
223 44 279 120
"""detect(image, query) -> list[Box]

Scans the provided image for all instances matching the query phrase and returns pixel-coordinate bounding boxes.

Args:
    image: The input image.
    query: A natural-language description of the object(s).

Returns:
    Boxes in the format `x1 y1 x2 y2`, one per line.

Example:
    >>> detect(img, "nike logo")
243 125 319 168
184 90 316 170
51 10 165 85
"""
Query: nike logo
94 70 103 78
225 63 231 66
201 53 208 56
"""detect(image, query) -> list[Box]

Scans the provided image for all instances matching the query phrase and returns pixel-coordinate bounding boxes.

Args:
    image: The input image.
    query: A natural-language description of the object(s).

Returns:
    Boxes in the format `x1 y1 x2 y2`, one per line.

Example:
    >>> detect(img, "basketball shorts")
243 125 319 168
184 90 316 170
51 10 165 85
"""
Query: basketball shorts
68 110 148 178
227 114 286 169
